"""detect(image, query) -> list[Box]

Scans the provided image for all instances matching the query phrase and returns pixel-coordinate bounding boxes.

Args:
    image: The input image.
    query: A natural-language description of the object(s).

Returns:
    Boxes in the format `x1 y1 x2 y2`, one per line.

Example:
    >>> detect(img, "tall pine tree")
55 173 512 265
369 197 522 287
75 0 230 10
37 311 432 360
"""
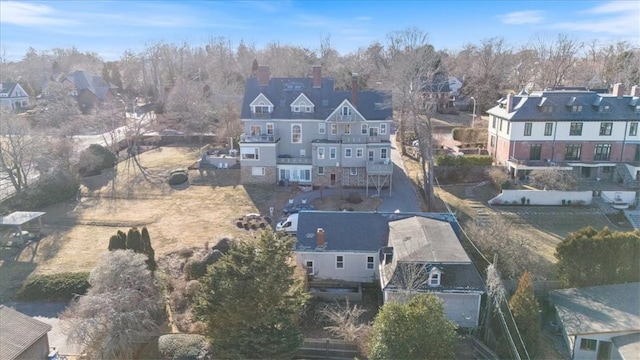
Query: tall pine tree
509 271 540 357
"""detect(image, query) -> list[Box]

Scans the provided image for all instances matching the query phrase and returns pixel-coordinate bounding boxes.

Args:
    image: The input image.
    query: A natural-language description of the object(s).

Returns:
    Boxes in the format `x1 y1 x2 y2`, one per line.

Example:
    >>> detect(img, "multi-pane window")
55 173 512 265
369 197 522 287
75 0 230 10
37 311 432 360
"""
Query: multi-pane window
367 256 375 270
266 123 274 135
541 105 553 113
306 260 314 275
330 124 338 135
343 124 351 134
599 105 610 113
300 169 311 181
329 147 337 159
336 255 344 269
340 106 351 116
317 147 325 159
492 117 496 129
380 124 387 134
544 122 553 136
564 144 582 160
569 122 583 136
350 167 357 175
291 124 302 143
250 125 261 136
318 123 326 134
429 272 440 286
530 144 542 160
629 122 638 136
571 105 583 112
380 148 388 159
241 147 259 160
599 122 613 136
369 127 378 136
593 144 612 161
254 105 270 114
345 148 352 158
318 166 324 175
356 148 363 158
361 124 368 135
580 339 597 351
524 122 532 136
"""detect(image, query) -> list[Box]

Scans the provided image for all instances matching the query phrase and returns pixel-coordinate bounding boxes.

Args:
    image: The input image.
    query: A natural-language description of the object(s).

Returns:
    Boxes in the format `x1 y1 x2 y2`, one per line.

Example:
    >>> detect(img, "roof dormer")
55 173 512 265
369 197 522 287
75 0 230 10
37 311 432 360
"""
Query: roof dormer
291 93 314 113
250 93 274 117
566 96 584 113
426 264 443 287
326 99 365 122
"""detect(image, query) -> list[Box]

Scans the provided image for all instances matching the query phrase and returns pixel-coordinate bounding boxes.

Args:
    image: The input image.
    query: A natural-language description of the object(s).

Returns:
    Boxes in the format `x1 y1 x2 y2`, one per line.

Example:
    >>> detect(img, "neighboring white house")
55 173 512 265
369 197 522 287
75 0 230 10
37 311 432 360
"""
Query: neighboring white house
550 282 640 360
0 82 30 111
379 216 485 328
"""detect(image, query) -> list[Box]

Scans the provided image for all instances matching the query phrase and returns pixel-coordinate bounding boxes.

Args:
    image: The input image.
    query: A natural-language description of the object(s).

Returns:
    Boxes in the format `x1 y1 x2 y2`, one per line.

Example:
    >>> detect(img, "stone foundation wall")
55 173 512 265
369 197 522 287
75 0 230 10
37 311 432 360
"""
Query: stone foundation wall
241 166 277 184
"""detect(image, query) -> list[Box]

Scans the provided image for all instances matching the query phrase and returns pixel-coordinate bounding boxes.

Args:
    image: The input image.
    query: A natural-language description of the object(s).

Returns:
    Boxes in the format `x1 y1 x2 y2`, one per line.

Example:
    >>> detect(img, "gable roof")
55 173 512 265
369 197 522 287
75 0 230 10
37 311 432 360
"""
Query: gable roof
550 282 640 336
612 333 640 360
381 216 484 292
65 70 118 100
240 77 392 121
0 83 28 97
295 211 389 252
0 305 52 360
487 90 640 122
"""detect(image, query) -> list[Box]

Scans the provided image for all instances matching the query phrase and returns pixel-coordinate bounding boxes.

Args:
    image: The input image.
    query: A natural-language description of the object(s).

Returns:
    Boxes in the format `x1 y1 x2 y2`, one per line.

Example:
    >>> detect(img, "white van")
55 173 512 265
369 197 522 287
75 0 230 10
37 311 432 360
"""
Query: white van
276 213 298 234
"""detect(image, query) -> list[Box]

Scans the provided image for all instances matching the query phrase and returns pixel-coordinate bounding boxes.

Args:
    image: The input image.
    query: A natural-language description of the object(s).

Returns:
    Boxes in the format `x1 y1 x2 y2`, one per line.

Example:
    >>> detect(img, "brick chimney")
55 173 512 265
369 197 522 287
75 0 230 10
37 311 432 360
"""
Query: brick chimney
312 66 322 88
257 65 270 86
351 73 359 105
612 83 624 97
316 228 325 249
506 93 514 113
630 85 640 97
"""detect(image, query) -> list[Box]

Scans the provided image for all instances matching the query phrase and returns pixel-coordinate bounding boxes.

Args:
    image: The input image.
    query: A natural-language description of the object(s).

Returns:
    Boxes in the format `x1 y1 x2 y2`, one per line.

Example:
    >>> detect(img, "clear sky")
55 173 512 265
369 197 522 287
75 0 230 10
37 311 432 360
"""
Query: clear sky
1 0 639 61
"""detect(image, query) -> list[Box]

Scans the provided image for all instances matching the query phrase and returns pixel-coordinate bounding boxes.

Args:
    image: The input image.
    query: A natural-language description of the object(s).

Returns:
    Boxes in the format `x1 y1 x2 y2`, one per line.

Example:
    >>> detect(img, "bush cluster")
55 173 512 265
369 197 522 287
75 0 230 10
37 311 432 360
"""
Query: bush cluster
3 170 79 211
158 334 211 360
15 272 90 301
435 154 492 166
77 144 117 177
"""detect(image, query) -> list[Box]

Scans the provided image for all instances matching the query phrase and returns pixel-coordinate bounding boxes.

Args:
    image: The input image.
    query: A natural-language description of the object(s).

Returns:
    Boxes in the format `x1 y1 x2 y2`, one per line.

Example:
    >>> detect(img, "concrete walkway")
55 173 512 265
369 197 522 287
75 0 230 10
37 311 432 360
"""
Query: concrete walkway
289 135 420 213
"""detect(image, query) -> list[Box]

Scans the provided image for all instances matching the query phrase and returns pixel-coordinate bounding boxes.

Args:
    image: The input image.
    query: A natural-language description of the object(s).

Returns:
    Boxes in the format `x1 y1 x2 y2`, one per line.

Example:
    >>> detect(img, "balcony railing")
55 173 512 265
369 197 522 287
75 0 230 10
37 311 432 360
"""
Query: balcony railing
342 135 383 144
367 161 393 174
337 114 355 122
240 133 279 143
277 156 312 165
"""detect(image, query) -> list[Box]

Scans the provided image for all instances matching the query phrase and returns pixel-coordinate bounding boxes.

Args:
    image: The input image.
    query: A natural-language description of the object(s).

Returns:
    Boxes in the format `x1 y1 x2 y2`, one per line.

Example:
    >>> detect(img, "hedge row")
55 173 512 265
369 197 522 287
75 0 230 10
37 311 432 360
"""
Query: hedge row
2 171 79 211
435 154 492 166
15 272 90 301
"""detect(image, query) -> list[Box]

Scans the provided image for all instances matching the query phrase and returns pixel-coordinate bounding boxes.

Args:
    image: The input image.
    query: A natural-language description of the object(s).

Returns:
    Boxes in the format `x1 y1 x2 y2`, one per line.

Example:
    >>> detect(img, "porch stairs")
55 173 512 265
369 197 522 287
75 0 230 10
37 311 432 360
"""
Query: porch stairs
614 164 639 189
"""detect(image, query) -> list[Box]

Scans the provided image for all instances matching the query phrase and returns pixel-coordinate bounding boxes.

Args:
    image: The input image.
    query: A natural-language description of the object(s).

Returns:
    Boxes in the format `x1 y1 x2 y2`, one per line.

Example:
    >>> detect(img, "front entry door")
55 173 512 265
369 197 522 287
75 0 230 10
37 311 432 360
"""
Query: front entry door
330 173 336 186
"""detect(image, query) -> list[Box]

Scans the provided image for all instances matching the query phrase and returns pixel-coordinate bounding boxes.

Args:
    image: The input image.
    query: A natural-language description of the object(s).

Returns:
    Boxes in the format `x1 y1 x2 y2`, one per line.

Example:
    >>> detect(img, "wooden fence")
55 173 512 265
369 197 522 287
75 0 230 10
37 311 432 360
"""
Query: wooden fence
296 338 359 360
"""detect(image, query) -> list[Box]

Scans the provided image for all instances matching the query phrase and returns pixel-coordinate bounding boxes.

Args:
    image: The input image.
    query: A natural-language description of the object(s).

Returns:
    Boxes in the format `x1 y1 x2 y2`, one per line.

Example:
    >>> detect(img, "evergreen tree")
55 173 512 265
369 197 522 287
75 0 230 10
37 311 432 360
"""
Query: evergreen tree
555 227 640 287
368 294 457 360
125 227 143 253
509 271 540 357
108 234 125 251
193 230 308 358
140 227 156 270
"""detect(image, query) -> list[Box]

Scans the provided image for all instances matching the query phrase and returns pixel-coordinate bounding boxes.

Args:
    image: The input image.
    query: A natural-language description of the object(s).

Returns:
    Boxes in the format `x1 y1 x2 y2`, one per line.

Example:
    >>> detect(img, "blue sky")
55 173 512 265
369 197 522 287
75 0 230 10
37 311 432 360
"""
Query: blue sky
1 0 639 61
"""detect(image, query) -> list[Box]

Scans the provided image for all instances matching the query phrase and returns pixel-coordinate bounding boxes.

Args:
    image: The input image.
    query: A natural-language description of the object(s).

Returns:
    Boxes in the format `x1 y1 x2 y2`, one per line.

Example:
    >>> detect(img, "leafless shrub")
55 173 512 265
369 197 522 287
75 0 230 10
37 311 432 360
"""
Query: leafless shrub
486 167 508 191
320 300 369 342
529 169 578 190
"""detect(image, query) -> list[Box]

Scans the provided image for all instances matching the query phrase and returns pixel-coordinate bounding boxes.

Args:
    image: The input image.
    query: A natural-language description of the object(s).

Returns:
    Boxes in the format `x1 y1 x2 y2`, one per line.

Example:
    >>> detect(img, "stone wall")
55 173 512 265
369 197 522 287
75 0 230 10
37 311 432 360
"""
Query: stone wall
241 166 277 184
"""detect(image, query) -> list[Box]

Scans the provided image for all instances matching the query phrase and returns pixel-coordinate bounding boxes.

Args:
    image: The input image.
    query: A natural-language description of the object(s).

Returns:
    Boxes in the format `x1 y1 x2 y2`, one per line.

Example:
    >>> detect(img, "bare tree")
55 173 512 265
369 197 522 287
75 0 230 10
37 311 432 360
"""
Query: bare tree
528 168 578 191
62 250 165 359
529 34 583 89
0 113 42 194
321 299 368 342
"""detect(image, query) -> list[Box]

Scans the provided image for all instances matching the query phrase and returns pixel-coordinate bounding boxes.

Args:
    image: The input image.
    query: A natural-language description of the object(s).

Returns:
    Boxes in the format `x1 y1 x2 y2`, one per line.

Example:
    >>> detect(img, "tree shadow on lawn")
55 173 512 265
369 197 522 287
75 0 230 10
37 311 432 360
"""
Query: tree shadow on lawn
0 245 37 302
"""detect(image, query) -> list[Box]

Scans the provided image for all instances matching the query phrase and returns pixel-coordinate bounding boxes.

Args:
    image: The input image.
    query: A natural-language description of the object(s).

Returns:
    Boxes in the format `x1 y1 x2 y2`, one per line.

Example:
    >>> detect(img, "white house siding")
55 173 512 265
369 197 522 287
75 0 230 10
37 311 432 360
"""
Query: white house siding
383 291 481 327
296 251 379 283
571 332 638 360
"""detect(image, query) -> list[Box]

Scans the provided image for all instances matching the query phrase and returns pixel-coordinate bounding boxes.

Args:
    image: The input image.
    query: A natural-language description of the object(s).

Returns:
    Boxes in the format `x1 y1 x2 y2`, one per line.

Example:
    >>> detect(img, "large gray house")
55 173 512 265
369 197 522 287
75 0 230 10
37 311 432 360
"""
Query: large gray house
239 66 394 194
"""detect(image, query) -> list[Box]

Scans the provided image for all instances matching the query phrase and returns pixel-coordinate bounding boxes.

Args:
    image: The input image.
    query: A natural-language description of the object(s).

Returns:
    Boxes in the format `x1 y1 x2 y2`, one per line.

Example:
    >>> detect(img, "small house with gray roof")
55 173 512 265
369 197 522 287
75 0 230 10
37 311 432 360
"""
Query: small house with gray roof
239 66 393 194
64 70 118 113
293 211 484 326
0 82 29 111
550 282 640 360
486 84 640 187
0 305 52 360
379 216 485 327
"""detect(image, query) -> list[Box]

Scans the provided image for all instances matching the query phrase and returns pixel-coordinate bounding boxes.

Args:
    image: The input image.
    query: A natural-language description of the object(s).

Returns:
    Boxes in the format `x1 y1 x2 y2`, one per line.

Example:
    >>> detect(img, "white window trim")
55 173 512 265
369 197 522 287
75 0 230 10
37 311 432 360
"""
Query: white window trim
318 123 326 134
366 256 375 270
356 148 363 158
345 148 352 158
317 147 325 159
330 147 337 159
331 124 338 135
293 106 300 112
380 148 388 159
380 123 387 135
336 255 344 269
291 124 302 143
266 123 274 135
350 167 357 176
306 260 314 275
251 167 265 176
240 147 260 161
361 124 368 135
250 125 262 136
428 268 441 286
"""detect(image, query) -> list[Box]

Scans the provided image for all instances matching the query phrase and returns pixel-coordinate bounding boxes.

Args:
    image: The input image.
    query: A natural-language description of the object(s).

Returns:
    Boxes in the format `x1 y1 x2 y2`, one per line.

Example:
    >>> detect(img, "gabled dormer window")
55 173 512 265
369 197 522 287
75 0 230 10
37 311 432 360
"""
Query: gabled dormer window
255 103 271 114
291 94 315 113
250 93 274 115
426 265 442 287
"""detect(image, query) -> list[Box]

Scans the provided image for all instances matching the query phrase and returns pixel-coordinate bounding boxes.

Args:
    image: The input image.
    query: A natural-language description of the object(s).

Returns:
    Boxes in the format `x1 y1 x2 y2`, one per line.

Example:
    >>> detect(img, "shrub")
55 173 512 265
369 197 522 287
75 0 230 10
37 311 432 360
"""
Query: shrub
15 272 90 301
501 180 511 190
6 170 79 211
178 248 194 259
77 144 117 177
202 249 223 266
184 259 207 280
157 334 211 360
168 171 188 185
346 191 363 204
212 238 233 254
184 280 201 298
